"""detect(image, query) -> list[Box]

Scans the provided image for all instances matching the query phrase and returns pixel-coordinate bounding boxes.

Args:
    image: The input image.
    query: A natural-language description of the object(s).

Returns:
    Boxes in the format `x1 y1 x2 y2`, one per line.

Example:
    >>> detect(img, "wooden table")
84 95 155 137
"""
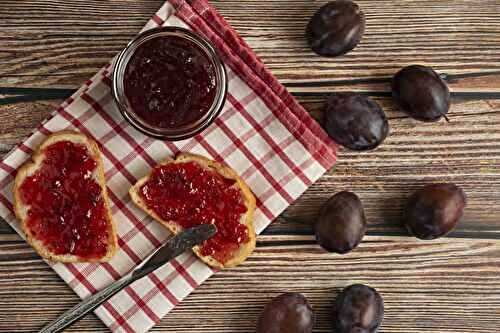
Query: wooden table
1 1 499 332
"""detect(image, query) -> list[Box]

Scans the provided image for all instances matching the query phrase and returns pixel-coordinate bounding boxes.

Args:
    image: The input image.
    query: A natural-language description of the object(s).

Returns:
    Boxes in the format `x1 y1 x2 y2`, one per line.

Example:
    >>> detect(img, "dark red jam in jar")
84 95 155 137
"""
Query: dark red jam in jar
18 141 109 260
113 27 227 140
124 36 217 128
139 161 249 264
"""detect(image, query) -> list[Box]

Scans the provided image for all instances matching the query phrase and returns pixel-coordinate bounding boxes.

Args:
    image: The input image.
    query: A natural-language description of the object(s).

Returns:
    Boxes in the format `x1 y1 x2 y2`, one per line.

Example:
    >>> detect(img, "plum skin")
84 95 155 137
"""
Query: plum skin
333 284 384 333
315 191 367 254
323 92 389 151
257 292 314 333
392 65 451 122
306 0 366 57
404 183 466 240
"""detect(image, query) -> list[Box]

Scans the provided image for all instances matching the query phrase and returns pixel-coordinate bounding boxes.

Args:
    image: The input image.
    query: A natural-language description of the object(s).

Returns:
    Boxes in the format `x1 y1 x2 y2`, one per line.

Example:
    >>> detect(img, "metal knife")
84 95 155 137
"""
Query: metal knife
39 224 217 333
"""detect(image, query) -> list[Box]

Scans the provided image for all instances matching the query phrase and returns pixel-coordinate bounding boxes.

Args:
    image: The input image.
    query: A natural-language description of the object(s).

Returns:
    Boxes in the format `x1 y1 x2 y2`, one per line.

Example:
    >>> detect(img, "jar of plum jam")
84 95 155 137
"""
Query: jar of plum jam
112 27 227 140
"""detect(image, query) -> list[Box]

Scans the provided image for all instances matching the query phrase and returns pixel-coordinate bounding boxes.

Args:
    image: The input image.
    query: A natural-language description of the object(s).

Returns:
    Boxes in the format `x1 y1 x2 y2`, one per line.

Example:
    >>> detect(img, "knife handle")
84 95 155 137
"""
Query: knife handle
39 273 136 333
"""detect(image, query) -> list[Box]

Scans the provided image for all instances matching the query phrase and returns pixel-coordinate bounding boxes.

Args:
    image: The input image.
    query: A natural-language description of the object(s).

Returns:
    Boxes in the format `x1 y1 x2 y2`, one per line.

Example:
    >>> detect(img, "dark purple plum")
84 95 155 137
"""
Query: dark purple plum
333 284 384 333
306 0 365 56
324 92 389 151
315 191 366 254
257 292 314 333
392 65 450 122
404 183 466 240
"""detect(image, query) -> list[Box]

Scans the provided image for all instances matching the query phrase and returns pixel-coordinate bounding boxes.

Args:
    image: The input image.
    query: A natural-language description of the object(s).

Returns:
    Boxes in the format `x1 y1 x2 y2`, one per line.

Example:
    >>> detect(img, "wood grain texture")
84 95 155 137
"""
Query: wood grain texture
1 0 500 332
1 234 499 332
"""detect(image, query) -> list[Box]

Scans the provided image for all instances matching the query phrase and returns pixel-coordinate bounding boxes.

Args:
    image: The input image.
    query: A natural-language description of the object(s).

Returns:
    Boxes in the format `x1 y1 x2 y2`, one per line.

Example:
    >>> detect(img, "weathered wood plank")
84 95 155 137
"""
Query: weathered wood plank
1 1 500 89
0 236 499 332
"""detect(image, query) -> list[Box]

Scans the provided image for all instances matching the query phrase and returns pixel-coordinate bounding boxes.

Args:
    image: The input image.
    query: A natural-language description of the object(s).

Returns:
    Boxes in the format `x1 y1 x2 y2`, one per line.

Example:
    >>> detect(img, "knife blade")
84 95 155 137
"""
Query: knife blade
39 224 217 333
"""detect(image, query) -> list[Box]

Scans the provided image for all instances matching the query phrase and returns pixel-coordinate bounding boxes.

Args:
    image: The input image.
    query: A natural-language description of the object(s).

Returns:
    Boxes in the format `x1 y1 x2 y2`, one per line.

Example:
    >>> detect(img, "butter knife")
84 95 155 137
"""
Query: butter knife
39 224 217 333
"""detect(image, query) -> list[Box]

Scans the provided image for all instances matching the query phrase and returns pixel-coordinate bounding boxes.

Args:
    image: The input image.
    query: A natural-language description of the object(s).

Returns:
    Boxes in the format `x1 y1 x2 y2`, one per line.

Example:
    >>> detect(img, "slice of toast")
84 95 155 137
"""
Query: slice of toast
13 131 117 263
129 153 256 269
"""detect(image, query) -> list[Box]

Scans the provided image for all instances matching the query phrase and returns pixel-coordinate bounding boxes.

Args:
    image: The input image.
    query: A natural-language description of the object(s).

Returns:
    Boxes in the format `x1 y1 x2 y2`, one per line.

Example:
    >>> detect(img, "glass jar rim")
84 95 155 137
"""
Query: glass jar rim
112 27 227 141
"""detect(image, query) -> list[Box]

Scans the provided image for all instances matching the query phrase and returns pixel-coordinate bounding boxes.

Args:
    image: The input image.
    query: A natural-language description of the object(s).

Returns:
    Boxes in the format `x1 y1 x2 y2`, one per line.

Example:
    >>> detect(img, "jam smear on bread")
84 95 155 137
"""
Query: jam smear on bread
18 140 109 260
139 161 249 264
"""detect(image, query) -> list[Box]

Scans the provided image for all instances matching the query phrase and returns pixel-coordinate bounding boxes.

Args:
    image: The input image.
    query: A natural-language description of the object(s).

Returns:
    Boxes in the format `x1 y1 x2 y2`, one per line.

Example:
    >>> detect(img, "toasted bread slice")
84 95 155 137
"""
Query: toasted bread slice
130 153 256 269
13 131 117 263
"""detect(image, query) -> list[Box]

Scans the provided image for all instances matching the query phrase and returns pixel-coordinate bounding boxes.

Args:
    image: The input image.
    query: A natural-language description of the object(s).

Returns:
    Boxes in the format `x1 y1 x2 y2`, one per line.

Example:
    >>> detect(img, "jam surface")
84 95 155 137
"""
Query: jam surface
140 161 249 263
19 141 109 259
124 35 217 129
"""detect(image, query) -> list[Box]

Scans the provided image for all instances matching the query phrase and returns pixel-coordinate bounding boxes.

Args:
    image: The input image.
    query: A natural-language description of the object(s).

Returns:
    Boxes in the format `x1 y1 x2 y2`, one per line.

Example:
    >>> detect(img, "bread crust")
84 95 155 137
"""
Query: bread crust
129 153 256 269
13 131 117 263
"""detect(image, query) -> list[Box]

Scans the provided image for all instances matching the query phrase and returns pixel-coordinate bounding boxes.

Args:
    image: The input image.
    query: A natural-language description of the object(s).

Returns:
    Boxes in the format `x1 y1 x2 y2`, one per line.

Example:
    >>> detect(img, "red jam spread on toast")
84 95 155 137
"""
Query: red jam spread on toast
140 161 249 263
18 141 109 259
124 35 217 129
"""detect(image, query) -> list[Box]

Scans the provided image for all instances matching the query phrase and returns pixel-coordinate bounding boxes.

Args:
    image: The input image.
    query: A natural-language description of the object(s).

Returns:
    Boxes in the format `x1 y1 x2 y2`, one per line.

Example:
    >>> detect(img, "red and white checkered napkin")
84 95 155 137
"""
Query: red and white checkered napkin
0 1 337 332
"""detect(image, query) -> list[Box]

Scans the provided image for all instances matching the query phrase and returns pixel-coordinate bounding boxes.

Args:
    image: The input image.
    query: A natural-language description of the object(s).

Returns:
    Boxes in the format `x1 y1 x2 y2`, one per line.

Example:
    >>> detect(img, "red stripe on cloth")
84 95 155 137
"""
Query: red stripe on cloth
107 190 162 249
211 110 293 210
66 262 133 330
0 175 13 193
0 160 15 173
64 96 75 106
67 235 142 288
81 92 159 172
259 153 317 204
227 93 313 187
0 162 16 189
174 101 240 157
149 273 179 306
38 125 52 136
170 104 235 155
110 254 199 331
66 261 125 329
18 143 34 155
80 94 125 132
255 197 274 221
152 14 165 26
128 138 158 167
68 263 101 289
104 136 156 181
102 75 112 87
163 140 181 156
218 125 257 159
101 263 122 281
0 193 13 212
118 215 154 243
117 238 142 265
125 287 161 323
214 118 294 204
103 302 135 333
66 263 98 294
170 259 198 289
193 133 224 162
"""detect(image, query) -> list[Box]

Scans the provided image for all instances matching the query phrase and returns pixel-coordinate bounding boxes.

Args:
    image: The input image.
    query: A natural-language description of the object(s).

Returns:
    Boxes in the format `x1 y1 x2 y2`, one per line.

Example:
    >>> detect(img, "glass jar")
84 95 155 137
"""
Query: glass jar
112 27 227 141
